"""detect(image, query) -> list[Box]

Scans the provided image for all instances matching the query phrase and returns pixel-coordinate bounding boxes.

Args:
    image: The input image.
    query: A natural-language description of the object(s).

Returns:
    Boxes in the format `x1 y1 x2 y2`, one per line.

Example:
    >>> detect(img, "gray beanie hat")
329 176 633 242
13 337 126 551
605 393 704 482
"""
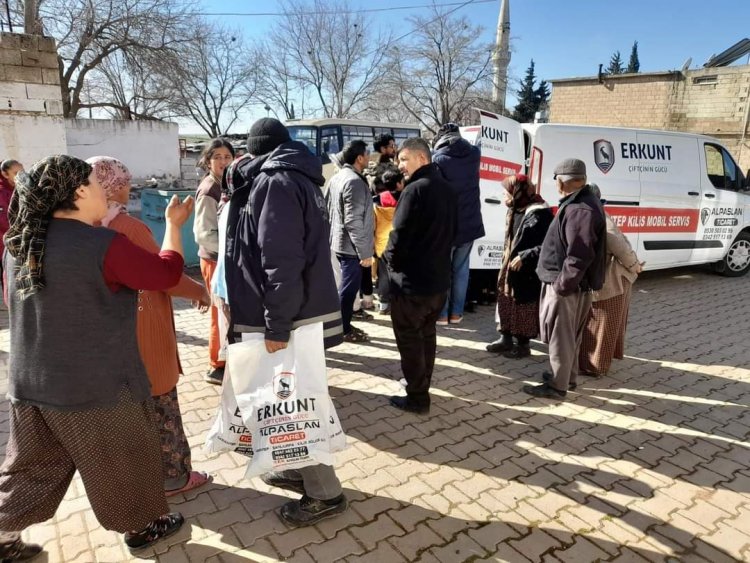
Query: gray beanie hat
246 118 291 156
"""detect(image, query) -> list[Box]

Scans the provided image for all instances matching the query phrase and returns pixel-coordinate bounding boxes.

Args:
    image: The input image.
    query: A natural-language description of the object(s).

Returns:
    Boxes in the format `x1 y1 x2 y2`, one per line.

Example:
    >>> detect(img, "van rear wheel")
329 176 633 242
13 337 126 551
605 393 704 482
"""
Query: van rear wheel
718 232 750 277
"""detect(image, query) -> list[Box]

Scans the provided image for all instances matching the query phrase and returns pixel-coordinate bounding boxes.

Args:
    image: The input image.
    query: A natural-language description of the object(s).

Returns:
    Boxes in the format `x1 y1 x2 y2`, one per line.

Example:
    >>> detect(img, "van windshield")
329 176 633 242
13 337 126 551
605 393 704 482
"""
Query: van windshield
288 126 318 155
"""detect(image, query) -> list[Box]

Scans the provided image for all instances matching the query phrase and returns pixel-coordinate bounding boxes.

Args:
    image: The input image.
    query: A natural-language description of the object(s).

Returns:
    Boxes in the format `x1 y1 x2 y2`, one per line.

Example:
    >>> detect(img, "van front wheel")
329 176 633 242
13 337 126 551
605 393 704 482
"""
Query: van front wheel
718 232 750 277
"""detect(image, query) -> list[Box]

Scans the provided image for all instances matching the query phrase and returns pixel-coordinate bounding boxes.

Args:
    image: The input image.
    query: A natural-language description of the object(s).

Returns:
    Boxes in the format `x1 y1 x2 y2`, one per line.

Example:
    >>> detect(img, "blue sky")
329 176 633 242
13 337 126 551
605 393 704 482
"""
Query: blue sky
192 0 750 133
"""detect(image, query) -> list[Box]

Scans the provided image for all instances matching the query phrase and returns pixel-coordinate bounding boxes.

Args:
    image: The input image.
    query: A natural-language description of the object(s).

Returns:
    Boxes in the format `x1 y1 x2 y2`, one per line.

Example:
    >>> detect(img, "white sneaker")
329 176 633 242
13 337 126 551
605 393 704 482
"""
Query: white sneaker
399 378 407 388
361 295 374 310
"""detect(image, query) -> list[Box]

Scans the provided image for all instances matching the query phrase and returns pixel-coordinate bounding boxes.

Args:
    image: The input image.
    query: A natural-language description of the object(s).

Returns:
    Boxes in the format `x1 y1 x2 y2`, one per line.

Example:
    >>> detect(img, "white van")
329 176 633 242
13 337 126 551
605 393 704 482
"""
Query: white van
464 110 750 276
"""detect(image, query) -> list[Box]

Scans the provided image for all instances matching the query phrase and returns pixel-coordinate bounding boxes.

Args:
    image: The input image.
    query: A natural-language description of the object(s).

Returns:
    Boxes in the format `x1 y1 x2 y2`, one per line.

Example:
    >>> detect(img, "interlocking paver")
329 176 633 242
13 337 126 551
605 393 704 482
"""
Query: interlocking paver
0 267 749 561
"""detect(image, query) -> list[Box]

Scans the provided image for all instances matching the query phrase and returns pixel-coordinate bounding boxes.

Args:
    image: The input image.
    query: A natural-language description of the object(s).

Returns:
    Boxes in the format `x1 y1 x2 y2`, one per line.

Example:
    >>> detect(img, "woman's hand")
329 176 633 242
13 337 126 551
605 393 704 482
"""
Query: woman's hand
165 195 194 227
509 256 523 271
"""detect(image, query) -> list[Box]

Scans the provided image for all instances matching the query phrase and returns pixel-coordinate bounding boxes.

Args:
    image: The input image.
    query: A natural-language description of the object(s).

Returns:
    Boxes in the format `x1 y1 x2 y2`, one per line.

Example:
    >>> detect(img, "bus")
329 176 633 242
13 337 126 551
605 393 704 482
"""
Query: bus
285 118 422 171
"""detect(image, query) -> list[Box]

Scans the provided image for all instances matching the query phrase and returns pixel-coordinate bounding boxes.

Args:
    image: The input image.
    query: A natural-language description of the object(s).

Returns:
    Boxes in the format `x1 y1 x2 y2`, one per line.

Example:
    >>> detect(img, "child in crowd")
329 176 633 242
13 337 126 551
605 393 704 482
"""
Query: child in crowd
372 164 404 314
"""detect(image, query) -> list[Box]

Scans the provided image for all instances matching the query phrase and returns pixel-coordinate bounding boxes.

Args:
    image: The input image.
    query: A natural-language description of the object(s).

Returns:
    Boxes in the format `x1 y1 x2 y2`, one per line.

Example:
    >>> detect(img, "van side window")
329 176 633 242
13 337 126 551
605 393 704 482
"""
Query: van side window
705 143 741 191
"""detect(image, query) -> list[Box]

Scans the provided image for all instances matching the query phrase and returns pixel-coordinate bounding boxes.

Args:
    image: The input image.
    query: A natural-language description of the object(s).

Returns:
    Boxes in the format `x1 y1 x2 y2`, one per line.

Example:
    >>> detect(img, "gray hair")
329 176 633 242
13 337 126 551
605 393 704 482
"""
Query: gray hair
556 174 586 184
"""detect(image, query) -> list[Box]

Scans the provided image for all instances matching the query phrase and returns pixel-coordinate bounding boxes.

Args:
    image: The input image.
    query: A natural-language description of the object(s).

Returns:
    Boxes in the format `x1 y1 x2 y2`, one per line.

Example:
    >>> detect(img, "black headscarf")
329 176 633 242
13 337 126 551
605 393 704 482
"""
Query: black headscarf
5 155 92 299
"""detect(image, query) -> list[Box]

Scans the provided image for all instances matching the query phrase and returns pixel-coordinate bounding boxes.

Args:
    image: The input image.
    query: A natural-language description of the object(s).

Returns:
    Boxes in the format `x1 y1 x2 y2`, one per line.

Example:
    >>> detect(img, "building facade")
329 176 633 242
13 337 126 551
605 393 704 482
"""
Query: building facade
549 65 750 173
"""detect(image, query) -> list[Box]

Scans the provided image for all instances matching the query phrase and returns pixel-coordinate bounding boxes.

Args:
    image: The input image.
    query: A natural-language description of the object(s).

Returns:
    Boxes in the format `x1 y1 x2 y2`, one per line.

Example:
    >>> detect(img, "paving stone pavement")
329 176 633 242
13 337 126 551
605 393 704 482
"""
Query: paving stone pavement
1 265 749 562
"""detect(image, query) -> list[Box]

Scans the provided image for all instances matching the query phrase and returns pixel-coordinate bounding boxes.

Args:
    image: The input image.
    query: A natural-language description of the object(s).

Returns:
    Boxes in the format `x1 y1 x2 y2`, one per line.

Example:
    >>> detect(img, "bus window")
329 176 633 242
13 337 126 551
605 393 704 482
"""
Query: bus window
393 128 419 143
288 126 318 155
373 127 392 138
321 126 341 155
342 125 374 146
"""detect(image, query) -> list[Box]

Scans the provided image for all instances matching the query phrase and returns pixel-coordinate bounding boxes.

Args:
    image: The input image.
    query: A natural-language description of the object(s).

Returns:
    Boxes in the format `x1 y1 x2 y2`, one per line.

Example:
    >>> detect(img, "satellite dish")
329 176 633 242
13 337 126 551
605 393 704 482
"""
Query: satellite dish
680 57 692 74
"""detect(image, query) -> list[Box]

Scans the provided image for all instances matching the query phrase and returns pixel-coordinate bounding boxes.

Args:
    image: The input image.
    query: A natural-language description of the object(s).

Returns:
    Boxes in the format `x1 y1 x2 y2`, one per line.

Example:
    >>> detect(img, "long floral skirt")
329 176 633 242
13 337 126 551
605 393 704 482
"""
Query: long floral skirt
578 281 633 376
153 387 192 490
496 267 540 338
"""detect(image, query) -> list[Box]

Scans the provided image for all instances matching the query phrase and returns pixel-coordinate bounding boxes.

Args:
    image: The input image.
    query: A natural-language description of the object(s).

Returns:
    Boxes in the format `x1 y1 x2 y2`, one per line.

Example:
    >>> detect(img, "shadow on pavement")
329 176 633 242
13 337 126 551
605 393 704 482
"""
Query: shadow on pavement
160 486 737 562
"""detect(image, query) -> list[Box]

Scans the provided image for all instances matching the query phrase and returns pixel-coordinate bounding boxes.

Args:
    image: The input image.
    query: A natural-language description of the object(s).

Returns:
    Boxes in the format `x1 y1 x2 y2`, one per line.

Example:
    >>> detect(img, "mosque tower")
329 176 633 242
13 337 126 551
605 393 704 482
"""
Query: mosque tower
492 0 511 111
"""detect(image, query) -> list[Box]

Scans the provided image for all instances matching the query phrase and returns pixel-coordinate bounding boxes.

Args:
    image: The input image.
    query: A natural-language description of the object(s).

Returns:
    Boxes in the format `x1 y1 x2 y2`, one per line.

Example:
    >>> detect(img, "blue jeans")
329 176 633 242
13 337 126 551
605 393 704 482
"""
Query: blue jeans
440 241 473 319
337 254 362 335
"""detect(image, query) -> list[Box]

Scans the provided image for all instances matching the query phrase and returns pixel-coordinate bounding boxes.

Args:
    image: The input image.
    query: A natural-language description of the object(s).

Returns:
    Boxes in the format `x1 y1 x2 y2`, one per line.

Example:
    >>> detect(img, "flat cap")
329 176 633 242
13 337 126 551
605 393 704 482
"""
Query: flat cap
553 158 586 178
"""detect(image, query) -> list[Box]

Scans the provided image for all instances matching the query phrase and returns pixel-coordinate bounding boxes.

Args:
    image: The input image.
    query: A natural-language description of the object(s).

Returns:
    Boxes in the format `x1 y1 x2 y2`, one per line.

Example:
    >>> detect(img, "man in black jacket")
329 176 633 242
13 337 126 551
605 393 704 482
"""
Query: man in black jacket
385 138 457 413
224 118 347 526
523 158 606 400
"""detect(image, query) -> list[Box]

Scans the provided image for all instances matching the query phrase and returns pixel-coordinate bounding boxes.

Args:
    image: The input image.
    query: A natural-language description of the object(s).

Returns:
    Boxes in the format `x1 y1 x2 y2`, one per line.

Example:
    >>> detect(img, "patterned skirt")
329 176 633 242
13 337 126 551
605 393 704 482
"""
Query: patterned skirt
578 282 633 376
496 267 540 339
153 387 192 490
0 386 168 533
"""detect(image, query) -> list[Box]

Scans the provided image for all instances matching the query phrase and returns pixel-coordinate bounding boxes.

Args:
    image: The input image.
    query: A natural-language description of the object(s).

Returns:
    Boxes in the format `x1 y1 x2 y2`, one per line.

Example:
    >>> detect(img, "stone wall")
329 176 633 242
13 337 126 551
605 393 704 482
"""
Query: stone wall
549 66 750 173
0 32 67 166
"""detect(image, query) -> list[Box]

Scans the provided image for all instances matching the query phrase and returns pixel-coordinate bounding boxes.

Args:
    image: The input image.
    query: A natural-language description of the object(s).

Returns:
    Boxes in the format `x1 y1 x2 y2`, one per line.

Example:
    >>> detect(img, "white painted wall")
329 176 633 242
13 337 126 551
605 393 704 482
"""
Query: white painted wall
0 114 67 167
65 119 180 180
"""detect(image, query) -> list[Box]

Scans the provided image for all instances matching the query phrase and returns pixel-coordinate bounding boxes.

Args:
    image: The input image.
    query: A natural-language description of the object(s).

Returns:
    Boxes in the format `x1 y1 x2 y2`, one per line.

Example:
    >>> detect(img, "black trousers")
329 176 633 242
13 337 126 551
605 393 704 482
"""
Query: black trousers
375 257 390 303
390 291 447 404
360 265 373 297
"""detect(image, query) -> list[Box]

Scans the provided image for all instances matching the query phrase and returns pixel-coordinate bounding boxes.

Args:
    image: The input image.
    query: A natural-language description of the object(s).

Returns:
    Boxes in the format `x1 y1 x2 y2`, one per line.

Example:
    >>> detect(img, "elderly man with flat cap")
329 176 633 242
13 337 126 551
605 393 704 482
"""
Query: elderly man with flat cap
523 158 606 400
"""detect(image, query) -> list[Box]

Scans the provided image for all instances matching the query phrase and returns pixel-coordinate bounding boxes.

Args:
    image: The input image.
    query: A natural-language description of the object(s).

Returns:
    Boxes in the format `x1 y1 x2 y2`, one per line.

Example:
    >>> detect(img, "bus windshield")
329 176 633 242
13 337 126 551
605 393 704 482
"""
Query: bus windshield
287 126 318 155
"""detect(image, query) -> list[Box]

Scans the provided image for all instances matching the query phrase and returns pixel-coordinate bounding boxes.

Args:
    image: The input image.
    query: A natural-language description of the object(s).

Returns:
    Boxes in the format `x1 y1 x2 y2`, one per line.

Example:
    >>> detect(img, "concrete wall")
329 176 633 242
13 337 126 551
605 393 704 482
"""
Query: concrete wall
0 32 67 166
549 66 750 173
65 119 180 180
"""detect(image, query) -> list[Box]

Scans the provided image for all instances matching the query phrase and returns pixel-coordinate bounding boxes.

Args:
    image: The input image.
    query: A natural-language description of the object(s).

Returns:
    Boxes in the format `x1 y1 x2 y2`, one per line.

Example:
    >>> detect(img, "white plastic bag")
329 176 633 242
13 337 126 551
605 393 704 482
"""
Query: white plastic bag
229 322 346 478
204 364 254 458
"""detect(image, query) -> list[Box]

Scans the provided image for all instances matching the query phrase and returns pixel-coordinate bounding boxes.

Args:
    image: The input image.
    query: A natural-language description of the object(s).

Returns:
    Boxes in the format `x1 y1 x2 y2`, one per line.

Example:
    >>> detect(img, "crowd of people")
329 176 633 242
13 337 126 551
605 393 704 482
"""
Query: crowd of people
0 115 643 559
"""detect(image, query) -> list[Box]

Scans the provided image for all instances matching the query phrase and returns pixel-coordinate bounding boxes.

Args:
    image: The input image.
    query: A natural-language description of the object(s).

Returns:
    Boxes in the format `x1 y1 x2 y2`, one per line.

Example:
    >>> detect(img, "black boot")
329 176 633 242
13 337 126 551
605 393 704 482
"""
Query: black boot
486 332 513 353
280 494 348 527
504 336 531 359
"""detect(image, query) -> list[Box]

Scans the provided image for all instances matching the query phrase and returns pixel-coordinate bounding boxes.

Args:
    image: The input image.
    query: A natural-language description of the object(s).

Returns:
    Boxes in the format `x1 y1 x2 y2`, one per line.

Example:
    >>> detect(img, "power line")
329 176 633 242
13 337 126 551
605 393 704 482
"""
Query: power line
196 0 494 17
386 0 482 50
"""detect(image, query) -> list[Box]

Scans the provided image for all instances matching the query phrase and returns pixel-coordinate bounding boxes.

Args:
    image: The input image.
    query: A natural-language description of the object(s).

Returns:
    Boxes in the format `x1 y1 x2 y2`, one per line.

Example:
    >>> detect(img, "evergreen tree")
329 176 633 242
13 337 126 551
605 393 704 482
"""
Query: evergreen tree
607 50 624 75
626 41 640 73
534 80 550 109
513 60 546 123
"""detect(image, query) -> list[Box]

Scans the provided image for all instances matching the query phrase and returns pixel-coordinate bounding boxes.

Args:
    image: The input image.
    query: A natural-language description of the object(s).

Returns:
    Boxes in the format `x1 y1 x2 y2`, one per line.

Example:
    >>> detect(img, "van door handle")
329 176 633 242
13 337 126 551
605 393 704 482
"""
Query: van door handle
704 193 716 199
485 198 502 204
688 191 700 196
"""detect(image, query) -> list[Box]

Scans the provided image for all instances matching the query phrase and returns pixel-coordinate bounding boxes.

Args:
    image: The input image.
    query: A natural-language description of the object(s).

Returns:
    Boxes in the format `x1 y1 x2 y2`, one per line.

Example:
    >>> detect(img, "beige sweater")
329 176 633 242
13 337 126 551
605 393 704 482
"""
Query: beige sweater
593 214 641 302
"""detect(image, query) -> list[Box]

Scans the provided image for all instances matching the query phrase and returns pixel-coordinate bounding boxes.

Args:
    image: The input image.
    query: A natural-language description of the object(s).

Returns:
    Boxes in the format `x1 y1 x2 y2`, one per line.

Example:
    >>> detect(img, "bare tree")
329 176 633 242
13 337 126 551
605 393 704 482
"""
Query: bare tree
385 6 494 133
253 41 306 121
87 50 171 120
161 26 258 137
33 0 196 117
268 0 389 118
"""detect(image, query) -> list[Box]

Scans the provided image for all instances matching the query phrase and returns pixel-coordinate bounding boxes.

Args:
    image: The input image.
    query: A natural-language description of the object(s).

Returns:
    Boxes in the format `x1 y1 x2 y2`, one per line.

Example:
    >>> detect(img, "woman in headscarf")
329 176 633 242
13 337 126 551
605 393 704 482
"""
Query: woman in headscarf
194 138 235 385
87 155 213 497
0 159 23 299
0 155 193 559
486 175 553 359
578 184 643 376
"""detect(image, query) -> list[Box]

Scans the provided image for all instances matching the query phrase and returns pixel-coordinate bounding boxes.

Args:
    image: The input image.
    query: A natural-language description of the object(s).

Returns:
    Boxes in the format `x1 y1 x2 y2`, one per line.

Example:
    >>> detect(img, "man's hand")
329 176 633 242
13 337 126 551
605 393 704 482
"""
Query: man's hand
360 257 373 267
265 339 288 354
509 256 523 271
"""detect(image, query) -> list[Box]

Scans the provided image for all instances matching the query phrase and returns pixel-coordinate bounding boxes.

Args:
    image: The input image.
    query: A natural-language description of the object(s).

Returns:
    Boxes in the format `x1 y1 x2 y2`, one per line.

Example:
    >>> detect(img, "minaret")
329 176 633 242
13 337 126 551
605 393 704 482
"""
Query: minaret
492 0 511 111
